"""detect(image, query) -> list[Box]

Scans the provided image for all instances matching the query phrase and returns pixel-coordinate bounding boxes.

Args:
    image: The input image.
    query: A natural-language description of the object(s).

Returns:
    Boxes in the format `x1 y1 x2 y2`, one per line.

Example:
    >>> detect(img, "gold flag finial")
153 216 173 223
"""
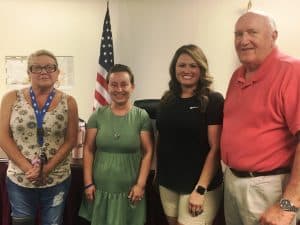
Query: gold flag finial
247 0 252 11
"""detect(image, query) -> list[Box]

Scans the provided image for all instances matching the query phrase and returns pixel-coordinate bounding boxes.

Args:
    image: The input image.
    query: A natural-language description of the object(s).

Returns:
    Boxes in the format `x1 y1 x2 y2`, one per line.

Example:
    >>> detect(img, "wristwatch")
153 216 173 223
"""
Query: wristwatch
195 185 207 195
279 198 299 212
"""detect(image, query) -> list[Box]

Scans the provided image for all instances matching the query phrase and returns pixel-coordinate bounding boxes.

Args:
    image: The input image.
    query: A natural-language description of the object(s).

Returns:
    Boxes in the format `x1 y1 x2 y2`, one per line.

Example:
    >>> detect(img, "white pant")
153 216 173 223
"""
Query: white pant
159 185 223 225
224 167 296 225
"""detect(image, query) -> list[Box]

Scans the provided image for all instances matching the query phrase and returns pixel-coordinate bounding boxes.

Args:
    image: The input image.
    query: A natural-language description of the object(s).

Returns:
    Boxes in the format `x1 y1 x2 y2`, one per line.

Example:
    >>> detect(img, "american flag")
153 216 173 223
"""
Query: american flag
94 3 114 109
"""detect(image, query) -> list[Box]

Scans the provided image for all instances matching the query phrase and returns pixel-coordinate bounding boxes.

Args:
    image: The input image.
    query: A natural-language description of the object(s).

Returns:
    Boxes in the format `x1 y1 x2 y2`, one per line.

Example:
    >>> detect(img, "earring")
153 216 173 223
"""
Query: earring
54 80 60 89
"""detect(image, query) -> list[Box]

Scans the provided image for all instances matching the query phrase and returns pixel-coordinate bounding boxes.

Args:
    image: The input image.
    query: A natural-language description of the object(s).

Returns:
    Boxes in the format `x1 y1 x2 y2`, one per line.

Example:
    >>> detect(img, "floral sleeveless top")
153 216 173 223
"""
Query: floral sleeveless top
7 90 71 188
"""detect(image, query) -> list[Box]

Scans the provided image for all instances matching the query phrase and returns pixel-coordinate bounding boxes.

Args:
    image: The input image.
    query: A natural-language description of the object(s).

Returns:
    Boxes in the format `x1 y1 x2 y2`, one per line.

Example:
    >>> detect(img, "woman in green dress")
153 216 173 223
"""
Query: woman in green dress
79 64 154 225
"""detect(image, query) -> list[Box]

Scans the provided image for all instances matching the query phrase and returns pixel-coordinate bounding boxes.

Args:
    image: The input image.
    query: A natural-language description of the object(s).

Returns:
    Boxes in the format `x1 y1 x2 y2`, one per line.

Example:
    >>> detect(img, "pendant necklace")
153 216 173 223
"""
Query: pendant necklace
112 123 120 139
110 105 130 140
113 131 120 139
111 112 120 140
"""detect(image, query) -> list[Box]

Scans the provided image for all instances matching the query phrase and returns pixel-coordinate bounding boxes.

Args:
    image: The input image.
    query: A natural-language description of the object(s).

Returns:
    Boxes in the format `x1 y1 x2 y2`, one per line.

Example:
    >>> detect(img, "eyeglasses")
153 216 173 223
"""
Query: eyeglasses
29 64 57 74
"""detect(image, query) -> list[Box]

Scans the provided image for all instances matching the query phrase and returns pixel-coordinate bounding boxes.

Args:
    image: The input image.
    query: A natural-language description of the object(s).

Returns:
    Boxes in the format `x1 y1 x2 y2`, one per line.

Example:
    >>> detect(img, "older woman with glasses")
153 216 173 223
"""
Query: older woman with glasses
0 49 78 225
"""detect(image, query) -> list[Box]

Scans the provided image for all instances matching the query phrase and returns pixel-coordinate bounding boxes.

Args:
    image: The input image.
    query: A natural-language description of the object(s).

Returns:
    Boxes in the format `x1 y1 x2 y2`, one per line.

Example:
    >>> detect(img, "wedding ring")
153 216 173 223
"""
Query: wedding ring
196 209 203 215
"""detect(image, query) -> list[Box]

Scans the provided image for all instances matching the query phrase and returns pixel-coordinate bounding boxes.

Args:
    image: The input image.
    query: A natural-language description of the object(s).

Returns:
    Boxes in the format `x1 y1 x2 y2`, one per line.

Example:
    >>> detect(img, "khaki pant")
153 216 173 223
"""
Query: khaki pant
159 185 223 225
224 167 296 225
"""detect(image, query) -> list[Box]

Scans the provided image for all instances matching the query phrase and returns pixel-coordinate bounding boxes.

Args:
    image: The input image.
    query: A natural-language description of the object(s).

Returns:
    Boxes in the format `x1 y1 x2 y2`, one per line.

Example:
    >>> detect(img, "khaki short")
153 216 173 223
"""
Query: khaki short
159 185 223 225
224 167 296 225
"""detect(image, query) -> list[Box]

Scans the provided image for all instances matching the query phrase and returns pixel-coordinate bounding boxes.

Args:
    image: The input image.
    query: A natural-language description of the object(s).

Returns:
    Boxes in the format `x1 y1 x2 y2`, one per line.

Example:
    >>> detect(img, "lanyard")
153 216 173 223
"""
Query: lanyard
29 87 56 148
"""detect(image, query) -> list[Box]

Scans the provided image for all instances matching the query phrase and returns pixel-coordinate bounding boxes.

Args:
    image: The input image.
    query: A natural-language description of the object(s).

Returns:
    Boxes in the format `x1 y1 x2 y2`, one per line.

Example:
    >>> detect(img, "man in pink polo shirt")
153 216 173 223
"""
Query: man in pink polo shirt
221 10 300 225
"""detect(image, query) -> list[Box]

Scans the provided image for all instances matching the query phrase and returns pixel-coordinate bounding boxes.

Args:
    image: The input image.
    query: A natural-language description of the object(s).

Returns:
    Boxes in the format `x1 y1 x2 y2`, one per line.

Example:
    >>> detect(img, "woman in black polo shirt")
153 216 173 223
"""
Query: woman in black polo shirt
156 44 224 225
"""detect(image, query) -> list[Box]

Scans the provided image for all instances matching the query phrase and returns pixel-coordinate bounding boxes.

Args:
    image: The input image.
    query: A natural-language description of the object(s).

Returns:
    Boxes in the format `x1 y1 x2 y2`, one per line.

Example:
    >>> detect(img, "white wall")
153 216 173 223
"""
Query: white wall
1 0 300 157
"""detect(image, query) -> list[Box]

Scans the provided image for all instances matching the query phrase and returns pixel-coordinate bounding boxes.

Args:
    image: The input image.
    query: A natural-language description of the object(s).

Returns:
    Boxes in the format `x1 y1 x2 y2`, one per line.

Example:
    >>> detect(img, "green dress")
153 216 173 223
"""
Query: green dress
79 106 152 225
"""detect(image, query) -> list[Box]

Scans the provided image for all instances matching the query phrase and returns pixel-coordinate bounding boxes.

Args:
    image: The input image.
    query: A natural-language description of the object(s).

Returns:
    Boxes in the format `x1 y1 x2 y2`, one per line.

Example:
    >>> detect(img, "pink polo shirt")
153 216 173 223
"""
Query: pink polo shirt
221 48 300 171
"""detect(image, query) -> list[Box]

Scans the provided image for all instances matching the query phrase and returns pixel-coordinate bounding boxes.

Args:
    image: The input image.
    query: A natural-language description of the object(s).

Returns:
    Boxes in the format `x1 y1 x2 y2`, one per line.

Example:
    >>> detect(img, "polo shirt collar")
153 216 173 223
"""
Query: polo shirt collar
236 47 279 87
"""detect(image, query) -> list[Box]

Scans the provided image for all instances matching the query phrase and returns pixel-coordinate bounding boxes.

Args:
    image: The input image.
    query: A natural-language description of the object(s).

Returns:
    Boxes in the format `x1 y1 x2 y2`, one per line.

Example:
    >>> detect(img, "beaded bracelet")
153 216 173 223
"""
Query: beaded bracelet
84 183 94 189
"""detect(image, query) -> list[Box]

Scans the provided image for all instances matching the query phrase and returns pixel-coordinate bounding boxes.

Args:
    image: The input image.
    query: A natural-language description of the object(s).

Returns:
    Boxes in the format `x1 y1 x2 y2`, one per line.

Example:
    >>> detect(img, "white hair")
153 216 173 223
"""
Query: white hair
246 10 277 31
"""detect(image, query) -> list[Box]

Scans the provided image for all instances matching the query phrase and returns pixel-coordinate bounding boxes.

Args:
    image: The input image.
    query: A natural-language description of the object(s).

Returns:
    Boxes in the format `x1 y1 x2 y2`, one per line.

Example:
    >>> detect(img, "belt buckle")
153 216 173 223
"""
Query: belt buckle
249 172 255 177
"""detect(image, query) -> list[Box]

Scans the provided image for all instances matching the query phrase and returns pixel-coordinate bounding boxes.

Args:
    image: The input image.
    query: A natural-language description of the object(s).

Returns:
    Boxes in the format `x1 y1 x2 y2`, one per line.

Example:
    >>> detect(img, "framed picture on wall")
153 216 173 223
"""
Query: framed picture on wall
5 56 74 89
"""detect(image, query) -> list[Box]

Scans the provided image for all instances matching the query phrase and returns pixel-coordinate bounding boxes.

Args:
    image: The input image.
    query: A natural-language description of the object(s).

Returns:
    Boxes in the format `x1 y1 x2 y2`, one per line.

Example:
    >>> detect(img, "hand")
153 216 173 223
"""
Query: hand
84 184 96 201
41 163 50 177
259 204 296 225
128 184 145 205
188 190 205 217
25 163 41 182
26 163 50 186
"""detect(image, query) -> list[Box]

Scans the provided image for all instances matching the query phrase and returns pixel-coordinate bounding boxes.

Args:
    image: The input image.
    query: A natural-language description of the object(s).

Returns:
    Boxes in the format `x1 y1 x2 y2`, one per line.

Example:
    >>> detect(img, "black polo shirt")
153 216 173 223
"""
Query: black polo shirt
156 91 224 193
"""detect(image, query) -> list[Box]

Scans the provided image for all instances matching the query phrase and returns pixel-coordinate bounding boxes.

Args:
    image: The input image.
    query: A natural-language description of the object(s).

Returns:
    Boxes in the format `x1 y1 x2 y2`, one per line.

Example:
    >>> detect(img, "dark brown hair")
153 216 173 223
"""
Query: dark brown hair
106 64 134 85
161 44 213 112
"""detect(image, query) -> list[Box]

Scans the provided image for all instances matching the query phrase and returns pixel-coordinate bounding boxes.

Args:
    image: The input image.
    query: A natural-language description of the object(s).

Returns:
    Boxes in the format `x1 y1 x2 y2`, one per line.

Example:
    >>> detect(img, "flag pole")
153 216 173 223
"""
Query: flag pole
247 0 252 11
93 0 114 109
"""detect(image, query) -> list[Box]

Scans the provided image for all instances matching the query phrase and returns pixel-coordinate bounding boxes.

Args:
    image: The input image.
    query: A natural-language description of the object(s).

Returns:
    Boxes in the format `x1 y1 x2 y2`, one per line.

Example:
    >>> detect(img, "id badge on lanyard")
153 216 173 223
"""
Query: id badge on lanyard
30 87 56 165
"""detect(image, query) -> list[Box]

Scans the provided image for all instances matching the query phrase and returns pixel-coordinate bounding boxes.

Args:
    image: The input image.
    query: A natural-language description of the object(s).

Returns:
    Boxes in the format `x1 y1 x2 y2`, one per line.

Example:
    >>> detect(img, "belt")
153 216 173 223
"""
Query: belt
229 167 290 178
